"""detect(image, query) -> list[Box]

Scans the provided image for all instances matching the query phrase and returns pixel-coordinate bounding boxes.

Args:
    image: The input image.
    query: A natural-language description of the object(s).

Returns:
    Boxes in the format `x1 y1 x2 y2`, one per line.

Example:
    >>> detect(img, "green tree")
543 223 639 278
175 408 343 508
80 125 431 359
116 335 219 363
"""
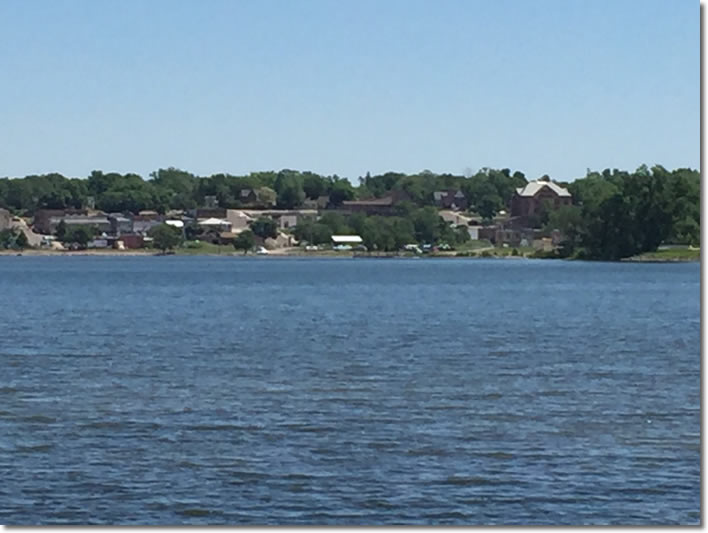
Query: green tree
328 178 355 206
454 225 471 245
318 212 350 235
55 220 68 239
293 220 332 245
149 223 182 252
65 226 94 249
15 230 28 248
412 207 441 244
276 177 305 209
234 230 255 254
303 173 327 199
0 228 28 249
250 217 278 239
256 186 277 207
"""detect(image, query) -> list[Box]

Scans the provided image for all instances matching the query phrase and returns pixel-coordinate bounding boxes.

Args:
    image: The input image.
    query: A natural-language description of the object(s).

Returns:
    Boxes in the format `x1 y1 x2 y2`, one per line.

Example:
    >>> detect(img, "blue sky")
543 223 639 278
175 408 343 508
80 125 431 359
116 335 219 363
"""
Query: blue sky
0 0 698 182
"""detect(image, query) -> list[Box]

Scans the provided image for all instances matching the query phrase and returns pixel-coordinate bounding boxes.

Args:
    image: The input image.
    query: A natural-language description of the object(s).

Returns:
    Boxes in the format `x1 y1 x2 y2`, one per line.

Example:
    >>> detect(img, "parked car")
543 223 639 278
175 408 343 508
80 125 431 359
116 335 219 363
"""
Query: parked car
256 246 269 255
333 244 352 251
305 245 319 251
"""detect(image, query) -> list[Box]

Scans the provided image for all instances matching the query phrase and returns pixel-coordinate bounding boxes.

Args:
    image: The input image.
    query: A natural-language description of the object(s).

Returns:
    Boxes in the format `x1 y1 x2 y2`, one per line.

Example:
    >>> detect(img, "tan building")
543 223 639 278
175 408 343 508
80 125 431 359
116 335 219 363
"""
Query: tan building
0 208 10 232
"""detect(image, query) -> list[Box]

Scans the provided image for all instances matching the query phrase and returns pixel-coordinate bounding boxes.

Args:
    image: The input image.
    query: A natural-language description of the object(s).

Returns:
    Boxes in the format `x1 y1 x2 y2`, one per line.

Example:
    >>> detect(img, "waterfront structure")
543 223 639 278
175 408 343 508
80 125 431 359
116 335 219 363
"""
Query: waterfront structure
331 235 363 245
511 180 572 218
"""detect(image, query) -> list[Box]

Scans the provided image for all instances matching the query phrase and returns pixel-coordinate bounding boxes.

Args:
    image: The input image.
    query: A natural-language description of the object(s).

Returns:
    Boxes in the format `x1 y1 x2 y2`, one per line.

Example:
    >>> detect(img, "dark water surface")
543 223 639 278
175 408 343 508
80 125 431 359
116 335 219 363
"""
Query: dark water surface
0 257 700 525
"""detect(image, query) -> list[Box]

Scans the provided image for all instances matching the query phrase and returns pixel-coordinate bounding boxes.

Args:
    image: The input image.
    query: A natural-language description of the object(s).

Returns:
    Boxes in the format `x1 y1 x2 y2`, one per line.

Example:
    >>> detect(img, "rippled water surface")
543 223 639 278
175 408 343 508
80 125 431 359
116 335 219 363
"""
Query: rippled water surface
0 256 700 525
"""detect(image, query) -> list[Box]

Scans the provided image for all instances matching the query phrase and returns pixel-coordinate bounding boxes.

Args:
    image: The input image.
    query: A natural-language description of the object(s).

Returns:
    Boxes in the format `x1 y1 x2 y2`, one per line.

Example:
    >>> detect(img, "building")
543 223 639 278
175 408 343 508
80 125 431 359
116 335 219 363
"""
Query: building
0 208 10 231
226 210 253 231
33 208 90 234
239 189 258 204
60 214 112 234
132 213 164 235
116 234 145 249
433 189 468 210
108 214 133 235
467 225 482 240
303 195 331 210
340 190 411 216
198 217 232 232
331 235 363 245
238 209 316 231
511 180 572 218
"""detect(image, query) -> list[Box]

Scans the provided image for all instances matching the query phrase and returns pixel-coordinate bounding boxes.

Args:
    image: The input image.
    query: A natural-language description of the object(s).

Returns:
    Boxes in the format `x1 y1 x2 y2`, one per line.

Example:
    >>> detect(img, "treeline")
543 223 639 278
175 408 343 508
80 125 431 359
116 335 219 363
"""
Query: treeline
549 165 699 259
292 207 471 251
0 167 531 217
0 165 700 260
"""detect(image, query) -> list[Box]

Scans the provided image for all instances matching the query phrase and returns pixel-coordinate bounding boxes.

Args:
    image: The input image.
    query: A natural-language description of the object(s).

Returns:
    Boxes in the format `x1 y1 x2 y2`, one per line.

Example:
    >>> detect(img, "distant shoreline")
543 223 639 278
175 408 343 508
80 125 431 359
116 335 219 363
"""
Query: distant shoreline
0 249 698 262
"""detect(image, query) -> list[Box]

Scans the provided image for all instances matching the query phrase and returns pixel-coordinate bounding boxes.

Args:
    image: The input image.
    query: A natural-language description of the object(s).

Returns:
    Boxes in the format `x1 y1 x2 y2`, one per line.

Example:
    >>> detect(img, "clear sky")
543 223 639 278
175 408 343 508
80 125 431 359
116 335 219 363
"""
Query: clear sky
0 0 698 182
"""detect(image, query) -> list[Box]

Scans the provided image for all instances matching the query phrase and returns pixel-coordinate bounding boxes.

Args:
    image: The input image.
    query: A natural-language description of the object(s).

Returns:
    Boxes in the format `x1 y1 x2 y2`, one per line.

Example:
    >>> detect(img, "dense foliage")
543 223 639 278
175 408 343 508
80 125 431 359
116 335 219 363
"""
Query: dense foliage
0 228 27 249
61 225 94 250
250 217 279 240
234 230 255 254
149 223 183 252
553 165 700 260
0 164 699 259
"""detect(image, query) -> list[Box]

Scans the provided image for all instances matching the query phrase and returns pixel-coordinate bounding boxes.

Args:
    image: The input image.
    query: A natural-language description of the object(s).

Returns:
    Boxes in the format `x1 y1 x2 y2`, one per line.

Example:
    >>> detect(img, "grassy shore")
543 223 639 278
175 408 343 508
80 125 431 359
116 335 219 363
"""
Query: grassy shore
623 247 700 262
1 243 699 261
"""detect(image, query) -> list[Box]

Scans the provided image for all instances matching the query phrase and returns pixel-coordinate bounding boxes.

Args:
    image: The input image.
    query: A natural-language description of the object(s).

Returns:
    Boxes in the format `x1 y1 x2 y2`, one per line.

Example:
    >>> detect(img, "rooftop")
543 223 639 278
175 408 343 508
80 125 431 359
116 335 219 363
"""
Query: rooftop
331 235 363 244
515 181 571 198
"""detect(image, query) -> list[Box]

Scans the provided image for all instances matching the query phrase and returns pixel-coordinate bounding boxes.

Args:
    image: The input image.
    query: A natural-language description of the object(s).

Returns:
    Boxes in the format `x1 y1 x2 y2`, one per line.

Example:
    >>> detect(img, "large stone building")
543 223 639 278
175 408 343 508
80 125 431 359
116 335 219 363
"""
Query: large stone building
511 180 572 218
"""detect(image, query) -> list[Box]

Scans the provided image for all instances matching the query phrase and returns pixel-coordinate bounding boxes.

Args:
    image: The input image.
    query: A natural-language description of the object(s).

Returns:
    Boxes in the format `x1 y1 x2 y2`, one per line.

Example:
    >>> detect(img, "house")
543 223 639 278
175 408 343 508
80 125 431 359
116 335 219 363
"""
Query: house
60 214 112 234
340 190 411 216
511 180 572 218
467 226 482 240
239 189 258 204
303 195 331 210
238 209 317 230
225 210 253 231
198 217 232 232
108 213 133 235
433 189 467 210
133 213 164 235
33 208 90 234
0 208 10 231
439 211 473 227
477 225 498 243
316 195 331 209
117 234 145 249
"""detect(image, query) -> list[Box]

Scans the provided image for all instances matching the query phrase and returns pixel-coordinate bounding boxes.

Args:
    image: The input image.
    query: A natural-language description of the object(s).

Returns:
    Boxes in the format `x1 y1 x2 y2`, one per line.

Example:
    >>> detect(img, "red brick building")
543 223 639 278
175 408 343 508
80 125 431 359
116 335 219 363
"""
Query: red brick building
511 180 572 218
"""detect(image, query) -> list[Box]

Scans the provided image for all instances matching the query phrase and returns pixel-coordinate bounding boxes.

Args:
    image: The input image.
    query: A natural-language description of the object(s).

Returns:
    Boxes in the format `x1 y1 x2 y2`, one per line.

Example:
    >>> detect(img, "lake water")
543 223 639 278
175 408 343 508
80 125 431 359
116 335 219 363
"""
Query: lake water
0 256 700 525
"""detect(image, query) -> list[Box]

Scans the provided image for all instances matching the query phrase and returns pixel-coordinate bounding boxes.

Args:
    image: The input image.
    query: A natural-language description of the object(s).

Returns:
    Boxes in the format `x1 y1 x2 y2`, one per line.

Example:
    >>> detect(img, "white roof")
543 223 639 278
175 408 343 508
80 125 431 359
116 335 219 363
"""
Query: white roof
165 220 184 228
515 180 571 198
198 217 230 226
331 235 363 244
